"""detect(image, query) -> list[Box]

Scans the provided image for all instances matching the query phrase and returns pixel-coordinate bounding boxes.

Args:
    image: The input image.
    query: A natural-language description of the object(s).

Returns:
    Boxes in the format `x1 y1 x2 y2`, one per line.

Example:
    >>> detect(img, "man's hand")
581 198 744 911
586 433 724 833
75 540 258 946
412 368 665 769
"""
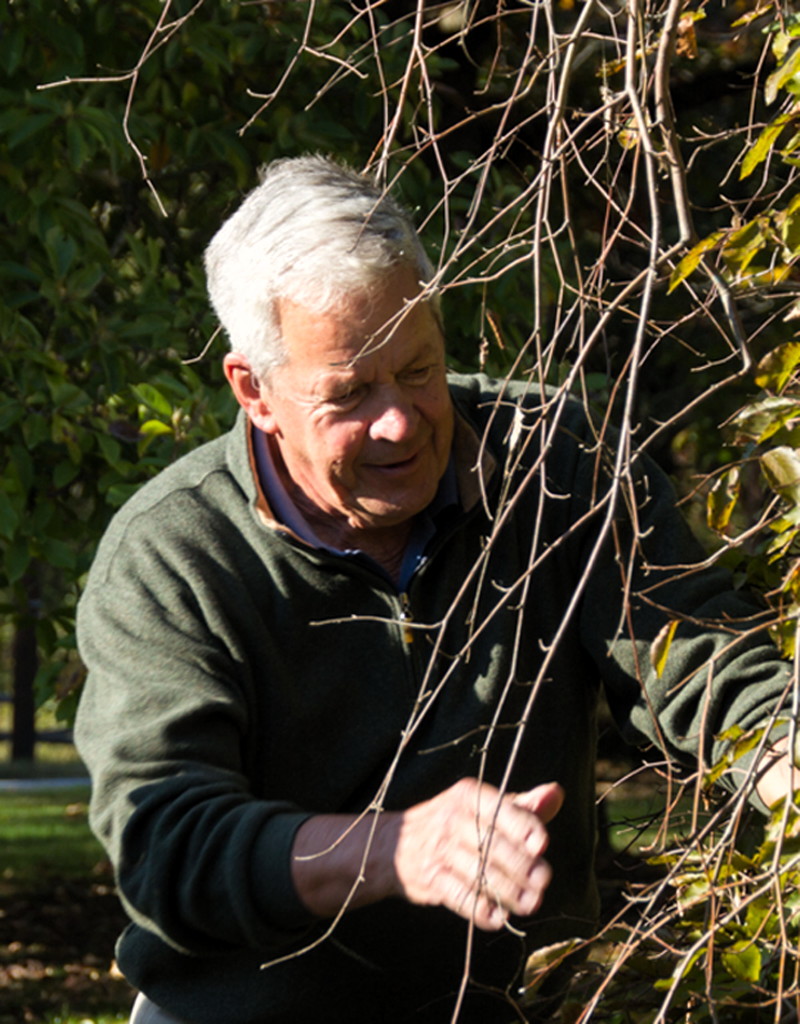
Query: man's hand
290 777 563 931
392 777 563 930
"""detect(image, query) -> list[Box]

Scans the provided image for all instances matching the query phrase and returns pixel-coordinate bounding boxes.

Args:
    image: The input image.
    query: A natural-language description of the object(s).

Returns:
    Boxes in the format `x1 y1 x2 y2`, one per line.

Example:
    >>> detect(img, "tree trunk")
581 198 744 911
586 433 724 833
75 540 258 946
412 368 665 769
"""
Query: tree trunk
12 572 39 763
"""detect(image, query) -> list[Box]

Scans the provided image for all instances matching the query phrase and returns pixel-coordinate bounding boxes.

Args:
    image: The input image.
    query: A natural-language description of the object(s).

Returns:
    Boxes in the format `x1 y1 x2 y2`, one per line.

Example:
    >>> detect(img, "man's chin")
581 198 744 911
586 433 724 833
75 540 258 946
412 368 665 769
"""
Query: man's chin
346 500 428 533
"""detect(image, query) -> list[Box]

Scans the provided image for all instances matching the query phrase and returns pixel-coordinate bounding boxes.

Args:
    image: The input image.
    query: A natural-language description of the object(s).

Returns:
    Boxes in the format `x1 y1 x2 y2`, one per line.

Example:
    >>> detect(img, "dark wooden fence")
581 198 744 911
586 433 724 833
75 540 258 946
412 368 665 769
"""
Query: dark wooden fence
0 694 73 759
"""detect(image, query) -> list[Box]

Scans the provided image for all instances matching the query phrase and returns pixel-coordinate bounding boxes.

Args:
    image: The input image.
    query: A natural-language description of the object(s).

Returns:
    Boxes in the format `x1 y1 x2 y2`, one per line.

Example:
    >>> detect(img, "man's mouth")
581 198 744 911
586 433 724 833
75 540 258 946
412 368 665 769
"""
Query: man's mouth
368 449 422 472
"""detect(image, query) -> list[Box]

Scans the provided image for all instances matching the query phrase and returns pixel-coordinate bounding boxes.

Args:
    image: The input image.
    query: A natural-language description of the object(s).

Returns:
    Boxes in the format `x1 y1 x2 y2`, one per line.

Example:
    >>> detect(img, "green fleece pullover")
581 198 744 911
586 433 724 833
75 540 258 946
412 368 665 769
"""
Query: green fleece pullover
75 374 792 1023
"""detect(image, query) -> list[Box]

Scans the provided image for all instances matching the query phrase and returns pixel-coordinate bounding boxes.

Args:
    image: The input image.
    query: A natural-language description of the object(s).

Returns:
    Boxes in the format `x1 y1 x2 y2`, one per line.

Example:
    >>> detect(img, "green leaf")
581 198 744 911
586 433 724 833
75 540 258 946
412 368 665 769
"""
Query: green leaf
0 489 21 541
721 941 762 983
650 619 679 678
131 383 173 419
727 396 800 445
53 460 80 489
4 536 30 584
722 217 770 277
140 418 173 438
778 193 800 255
96 431 124 467
105 482 142 507
522 938 583 997
0 398 25 431
40 537 77 571
6 110 59 150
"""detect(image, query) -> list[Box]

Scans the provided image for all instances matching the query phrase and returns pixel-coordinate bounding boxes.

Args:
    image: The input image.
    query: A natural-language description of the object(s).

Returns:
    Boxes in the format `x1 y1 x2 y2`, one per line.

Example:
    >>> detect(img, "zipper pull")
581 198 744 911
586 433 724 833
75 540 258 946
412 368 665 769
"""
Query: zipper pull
400 592 414 644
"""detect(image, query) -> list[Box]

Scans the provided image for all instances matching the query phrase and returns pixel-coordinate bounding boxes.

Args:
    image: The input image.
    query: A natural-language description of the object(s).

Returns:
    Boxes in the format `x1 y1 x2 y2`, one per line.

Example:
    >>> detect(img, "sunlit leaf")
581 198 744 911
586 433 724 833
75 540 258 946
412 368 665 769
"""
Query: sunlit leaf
732 3 775 29
761 446 800 506
722 941 762 982
523 938 583 997
754 342 800 391
650 619 679 678
769 617 798 659
778 193 800 254
706 467 741 532
668 232 725 292
727 397 800 445
765 44 800 105
675 12 703 60
741 114 795 179
617 119 639 150
722 218 768 274
139 419 173 438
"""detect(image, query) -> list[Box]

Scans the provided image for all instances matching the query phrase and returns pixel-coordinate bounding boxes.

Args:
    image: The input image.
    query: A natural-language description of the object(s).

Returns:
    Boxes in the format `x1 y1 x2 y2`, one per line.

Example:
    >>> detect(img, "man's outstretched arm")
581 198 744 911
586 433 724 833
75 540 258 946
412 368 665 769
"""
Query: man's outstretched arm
290 777 564 932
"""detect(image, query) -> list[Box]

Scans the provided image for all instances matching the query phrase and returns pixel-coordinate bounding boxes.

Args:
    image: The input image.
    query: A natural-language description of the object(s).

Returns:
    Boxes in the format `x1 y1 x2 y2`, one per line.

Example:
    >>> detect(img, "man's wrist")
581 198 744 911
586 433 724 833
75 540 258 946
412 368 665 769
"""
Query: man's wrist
290 810 402 918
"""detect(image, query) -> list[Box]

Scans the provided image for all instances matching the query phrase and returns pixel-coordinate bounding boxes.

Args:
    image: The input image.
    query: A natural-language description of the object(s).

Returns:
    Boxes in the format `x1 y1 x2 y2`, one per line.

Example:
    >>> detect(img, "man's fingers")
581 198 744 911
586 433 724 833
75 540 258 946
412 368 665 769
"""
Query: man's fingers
512 781 564 824
393 777 563 931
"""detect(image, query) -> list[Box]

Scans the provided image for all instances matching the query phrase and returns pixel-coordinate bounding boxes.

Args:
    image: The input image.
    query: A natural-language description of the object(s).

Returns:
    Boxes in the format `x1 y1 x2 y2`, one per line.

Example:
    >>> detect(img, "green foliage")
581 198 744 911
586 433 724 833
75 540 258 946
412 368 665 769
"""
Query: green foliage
0 0 429 713
1 0 556 716
565 798 800 1022
670 12 800 300
698 342 800 658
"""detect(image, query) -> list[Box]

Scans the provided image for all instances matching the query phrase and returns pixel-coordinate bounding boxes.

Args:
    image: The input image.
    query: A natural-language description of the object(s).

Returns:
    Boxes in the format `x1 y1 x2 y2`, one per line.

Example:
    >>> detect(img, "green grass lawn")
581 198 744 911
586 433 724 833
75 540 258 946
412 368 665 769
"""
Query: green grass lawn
1 785 100 882
0 784 133 1024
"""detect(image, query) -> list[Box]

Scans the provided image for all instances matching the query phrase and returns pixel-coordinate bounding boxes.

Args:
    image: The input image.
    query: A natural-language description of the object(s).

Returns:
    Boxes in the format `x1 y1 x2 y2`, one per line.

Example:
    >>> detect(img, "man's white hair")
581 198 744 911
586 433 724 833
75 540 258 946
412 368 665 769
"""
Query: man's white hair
204 154 439 377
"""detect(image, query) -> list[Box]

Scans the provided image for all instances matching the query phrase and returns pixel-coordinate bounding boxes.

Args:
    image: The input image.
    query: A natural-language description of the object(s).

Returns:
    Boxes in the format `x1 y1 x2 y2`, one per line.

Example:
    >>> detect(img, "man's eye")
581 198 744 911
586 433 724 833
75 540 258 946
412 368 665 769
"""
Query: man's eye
326 386 365 408
401 366 434 385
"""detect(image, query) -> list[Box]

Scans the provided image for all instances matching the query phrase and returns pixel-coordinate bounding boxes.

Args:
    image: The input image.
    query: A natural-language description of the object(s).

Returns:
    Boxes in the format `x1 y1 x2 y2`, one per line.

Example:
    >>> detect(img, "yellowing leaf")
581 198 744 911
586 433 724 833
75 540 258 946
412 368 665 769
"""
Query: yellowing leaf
766 44 800 105
617 118 639 150
706 467 741 533
779 193 800 254
675 14 699 60
727 396 800 445
741 114 795 179
650 619 679 678
761 446 800 507
668 232 724 293
732 3 774 29
755 342 800 391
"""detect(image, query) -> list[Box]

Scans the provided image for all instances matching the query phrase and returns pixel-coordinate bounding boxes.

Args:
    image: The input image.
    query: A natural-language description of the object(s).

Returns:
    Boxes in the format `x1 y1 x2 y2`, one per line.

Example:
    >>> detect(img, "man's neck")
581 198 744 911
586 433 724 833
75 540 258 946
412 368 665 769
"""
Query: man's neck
288 481 413 584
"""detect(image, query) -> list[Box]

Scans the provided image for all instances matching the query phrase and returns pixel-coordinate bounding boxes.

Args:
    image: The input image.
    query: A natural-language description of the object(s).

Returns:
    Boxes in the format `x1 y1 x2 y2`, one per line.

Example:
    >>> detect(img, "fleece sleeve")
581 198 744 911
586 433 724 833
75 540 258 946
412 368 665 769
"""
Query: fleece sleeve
74 508 316 957
556 406 795 794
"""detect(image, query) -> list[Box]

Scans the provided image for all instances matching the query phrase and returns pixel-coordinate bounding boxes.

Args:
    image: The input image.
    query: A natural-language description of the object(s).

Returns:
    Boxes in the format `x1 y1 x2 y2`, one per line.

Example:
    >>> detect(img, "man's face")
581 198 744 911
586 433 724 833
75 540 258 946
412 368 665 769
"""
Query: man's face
258 267 454 536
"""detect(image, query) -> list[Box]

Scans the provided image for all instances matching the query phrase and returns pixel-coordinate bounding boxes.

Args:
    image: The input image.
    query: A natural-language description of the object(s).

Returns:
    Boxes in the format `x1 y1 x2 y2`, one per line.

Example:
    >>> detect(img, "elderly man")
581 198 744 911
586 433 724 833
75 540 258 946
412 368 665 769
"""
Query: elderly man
75 155 796 1024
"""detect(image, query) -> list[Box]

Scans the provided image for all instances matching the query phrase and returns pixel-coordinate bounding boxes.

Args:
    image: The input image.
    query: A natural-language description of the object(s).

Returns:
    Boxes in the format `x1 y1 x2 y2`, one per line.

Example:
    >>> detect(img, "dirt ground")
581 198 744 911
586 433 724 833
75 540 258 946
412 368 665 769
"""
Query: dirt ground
0 865 134 1024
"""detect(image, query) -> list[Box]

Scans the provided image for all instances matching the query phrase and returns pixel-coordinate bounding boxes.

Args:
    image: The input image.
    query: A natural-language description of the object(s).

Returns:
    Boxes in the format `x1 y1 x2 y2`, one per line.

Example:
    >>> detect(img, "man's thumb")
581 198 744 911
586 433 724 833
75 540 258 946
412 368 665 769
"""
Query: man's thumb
513 781 564 824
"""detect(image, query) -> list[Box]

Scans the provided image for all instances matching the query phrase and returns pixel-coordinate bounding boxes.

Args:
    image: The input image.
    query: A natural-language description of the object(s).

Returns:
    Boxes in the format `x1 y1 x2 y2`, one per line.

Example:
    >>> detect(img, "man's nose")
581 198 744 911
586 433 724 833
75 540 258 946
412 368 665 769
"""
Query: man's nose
368 388 418 443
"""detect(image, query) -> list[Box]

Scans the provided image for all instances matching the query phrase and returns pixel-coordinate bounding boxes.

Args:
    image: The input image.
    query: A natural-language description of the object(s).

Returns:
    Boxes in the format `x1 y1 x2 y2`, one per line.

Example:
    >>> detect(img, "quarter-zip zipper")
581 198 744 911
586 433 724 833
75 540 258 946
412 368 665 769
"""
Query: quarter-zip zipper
399 591 414 644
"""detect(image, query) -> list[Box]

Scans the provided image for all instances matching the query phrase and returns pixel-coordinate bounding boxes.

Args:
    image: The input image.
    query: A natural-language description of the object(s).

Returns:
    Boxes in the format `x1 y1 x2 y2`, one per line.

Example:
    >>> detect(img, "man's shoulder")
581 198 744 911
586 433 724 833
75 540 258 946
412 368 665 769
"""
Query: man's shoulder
95 417 252 554
447 371 588 437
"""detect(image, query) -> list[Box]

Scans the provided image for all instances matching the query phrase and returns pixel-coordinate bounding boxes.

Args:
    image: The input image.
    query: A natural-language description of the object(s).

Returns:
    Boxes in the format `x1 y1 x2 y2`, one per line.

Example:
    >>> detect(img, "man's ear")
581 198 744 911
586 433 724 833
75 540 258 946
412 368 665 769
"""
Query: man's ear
223 353 280 434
